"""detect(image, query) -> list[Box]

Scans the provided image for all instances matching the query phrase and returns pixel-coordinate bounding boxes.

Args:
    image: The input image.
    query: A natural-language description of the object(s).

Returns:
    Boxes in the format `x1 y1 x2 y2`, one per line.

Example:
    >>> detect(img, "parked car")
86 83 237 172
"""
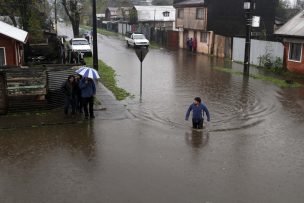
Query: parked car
69 38 92 57
125 32 149 48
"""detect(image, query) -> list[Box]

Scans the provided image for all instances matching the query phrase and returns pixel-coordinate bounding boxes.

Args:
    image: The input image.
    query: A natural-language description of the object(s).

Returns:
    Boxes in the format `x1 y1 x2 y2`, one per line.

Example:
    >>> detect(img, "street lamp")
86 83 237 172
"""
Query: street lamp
243 0 254 76
92 0 98 70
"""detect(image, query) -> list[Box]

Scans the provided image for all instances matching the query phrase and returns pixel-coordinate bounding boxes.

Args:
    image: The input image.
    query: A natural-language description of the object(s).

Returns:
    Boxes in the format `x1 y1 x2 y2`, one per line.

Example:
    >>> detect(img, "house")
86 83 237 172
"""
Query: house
275 10 304 74
131 6 176 30
174 0 210 54
105 7 123 20
0 21 28 67
129 6 176 40
174 0 276 56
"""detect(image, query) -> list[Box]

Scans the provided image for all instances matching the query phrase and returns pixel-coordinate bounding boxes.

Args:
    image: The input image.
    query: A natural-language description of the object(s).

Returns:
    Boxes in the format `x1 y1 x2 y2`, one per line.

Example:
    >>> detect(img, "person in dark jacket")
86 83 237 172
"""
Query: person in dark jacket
61 75 77 115
192 38 197 52
74 74 83 114
189 38 193 51
79 77 96 119
185 97 210 129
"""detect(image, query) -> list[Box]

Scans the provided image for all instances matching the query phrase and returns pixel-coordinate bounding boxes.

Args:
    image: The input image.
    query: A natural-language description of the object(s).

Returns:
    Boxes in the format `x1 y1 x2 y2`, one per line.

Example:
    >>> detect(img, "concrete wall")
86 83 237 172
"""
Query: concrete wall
233 37 284 66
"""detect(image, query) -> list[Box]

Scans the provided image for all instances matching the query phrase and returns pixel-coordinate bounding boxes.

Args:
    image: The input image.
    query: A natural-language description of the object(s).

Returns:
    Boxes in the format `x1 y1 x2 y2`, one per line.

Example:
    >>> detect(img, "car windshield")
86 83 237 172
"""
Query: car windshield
72 40 89 45
133 35 145 39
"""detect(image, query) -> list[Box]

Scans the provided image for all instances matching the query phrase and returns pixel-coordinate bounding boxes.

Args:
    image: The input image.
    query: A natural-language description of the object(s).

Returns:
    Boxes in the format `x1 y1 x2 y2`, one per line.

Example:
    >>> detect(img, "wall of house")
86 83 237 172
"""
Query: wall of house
0 34 18 66
177 30 211 54
213 34 232 58
196 31 212 54
285 42 304 74
179 31 184 48
207 0 276 38
176 7 207 31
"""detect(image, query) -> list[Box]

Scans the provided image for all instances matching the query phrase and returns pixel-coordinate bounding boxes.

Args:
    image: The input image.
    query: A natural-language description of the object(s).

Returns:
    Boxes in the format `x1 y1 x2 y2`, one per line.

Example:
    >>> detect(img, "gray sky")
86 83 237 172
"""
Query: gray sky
289 0 296 6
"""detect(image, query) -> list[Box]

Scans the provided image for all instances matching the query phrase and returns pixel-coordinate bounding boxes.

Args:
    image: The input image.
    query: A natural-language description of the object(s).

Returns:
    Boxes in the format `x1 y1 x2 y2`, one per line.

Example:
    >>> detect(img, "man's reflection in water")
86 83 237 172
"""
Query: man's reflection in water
185 129 209 148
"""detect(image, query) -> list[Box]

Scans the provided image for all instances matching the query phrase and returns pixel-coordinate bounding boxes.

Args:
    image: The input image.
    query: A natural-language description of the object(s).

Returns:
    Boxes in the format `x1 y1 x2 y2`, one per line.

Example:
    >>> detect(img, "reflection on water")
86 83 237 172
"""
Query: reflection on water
0 123 96 167
185 129 209 149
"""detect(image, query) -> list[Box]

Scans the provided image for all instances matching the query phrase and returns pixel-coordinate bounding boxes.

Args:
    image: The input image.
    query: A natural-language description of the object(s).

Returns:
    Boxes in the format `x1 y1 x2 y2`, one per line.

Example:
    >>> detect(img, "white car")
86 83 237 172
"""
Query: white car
125 33 149 48
69 38 92 57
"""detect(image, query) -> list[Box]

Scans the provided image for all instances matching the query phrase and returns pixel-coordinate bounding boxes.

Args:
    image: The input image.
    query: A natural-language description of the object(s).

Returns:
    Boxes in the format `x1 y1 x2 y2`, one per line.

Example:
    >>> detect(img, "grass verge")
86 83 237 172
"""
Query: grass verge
85 57 131 100
149 42 161 49
215 67 303 88
81 25 119 37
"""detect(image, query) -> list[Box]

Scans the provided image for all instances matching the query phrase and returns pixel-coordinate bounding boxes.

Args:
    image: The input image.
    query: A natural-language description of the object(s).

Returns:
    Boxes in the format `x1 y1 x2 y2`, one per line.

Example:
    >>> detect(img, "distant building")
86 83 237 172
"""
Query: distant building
131 6 176 29
174 0 210 54
0 21 28 67
174 0 277 57
105 7 122 20
275 10 304 74
129 6 176 40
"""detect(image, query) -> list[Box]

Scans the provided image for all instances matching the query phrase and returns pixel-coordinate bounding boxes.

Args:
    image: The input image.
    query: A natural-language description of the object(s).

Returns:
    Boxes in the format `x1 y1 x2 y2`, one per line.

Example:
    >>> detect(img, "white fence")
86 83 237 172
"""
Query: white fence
118 23 132 35
232 37 284 66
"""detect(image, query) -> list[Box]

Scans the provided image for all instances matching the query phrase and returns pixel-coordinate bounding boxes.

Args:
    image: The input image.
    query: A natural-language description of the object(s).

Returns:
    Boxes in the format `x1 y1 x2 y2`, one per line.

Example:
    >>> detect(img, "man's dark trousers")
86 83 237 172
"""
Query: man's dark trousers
82 96 94 118
192 118 203 129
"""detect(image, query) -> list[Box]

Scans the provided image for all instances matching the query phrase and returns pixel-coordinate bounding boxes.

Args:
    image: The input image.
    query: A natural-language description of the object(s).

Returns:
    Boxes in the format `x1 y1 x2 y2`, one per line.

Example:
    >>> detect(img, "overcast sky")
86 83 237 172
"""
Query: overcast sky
289 0 297 6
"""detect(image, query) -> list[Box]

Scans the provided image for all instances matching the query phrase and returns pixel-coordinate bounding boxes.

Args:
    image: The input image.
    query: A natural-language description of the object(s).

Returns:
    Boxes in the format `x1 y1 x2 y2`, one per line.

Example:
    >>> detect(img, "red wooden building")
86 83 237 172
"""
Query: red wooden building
276 11 304 74
0 21 28 67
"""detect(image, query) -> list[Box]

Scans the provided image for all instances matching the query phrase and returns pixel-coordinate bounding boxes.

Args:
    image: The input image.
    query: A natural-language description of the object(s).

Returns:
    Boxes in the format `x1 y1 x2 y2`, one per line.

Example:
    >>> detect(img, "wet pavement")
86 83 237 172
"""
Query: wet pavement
0 24 304 202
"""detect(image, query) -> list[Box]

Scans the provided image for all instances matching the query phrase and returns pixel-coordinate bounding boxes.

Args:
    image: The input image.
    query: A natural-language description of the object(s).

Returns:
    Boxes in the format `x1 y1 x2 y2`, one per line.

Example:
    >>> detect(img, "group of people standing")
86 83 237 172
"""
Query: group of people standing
61 75 96 119
186 37 197 52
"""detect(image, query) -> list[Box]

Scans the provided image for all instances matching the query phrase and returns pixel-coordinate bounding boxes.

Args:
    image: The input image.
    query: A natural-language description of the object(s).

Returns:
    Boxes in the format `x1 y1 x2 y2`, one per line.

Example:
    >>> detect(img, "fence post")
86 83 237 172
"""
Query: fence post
0 71 8 115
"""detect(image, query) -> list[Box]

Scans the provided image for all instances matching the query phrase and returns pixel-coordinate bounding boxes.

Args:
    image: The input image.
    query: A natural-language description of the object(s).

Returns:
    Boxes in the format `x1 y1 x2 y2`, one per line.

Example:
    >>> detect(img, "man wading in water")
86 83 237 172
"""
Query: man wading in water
185 97 210 129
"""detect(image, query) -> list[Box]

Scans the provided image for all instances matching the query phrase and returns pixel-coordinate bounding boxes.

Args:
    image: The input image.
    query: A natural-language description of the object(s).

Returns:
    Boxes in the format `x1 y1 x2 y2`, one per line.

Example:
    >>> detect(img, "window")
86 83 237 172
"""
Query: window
163 11 170 17
177 9 184 19
0 48 6 66
200 32 208 43
72 40 89 45
196 8 205 20
289 43 302 62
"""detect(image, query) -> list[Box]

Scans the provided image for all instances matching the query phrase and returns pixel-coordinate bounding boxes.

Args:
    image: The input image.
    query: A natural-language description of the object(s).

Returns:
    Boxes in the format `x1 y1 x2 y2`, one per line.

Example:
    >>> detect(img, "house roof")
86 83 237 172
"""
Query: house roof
134 6 176 22
106 7 120 16
173 0 205 8
275 10 304 37
0 20 28 43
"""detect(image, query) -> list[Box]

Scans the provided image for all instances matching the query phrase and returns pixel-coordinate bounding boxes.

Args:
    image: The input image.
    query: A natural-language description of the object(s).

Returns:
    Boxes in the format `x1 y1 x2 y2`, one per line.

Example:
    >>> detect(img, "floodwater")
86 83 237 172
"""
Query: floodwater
97 33 304 133
0 25 304 202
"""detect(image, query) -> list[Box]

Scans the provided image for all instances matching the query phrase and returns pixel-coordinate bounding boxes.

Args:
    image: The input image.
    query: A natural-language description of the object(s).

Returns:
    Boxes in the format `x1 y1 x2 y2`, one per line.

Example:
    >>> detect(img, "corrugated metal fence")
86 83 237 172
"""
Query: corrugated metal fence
46 66 75 109
0 65 77 113
232 37 284 66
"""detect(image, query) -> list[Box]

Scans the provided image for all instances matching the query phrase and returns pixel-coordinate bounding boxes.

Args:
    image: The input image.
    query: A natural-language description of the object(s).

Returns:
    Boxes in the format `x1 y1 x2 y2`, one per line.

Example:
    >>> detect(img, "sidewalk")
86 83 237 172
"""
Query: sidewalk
0 82 131 130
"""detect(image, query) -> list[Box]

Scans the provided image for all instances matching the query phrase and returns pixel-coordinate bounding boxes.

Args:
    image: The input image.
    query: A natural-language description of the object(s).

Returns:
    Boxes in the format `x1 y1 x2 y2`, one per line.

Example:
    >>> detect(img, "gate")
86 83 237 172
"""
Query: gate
0 71 8 115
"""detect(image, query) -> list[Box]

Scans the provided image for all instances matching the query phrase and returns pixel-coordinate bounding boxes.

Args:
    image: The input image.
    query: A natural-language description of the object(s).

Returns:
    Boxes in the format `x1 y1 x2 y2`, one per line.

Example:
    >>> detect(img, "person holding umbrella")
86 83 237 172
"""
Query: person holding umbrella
79 77 96 119
76 66 100 119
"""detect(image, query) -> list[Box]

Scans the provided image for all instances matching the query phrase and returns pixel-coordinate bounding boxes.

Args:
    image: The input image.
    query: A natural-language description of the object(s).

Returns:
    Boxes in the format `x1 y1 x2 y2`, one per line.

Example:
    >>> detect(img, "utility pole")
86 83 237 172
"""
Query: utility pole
92 0 98 70
54 0 57 33
243 0 254 76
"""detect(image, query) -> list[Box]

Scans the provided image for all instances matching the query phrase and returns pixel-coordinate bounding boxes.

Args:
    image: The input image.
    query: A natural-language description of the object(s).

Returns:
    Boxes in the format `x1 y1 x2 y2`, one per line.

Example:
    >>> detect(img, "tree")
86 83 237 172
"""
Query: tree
0 0 18 26
61 0 85 37
295 0 304 9
276 0 291 20
152 0 173 5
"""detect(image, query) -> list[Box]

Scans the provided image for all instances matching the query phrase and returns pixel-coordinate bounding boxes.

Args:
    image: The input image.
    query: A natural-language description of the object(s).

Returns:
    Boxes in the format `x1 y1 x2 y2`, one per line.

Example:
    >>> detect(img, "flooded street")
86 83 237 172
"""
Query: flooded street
0 25 304 202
